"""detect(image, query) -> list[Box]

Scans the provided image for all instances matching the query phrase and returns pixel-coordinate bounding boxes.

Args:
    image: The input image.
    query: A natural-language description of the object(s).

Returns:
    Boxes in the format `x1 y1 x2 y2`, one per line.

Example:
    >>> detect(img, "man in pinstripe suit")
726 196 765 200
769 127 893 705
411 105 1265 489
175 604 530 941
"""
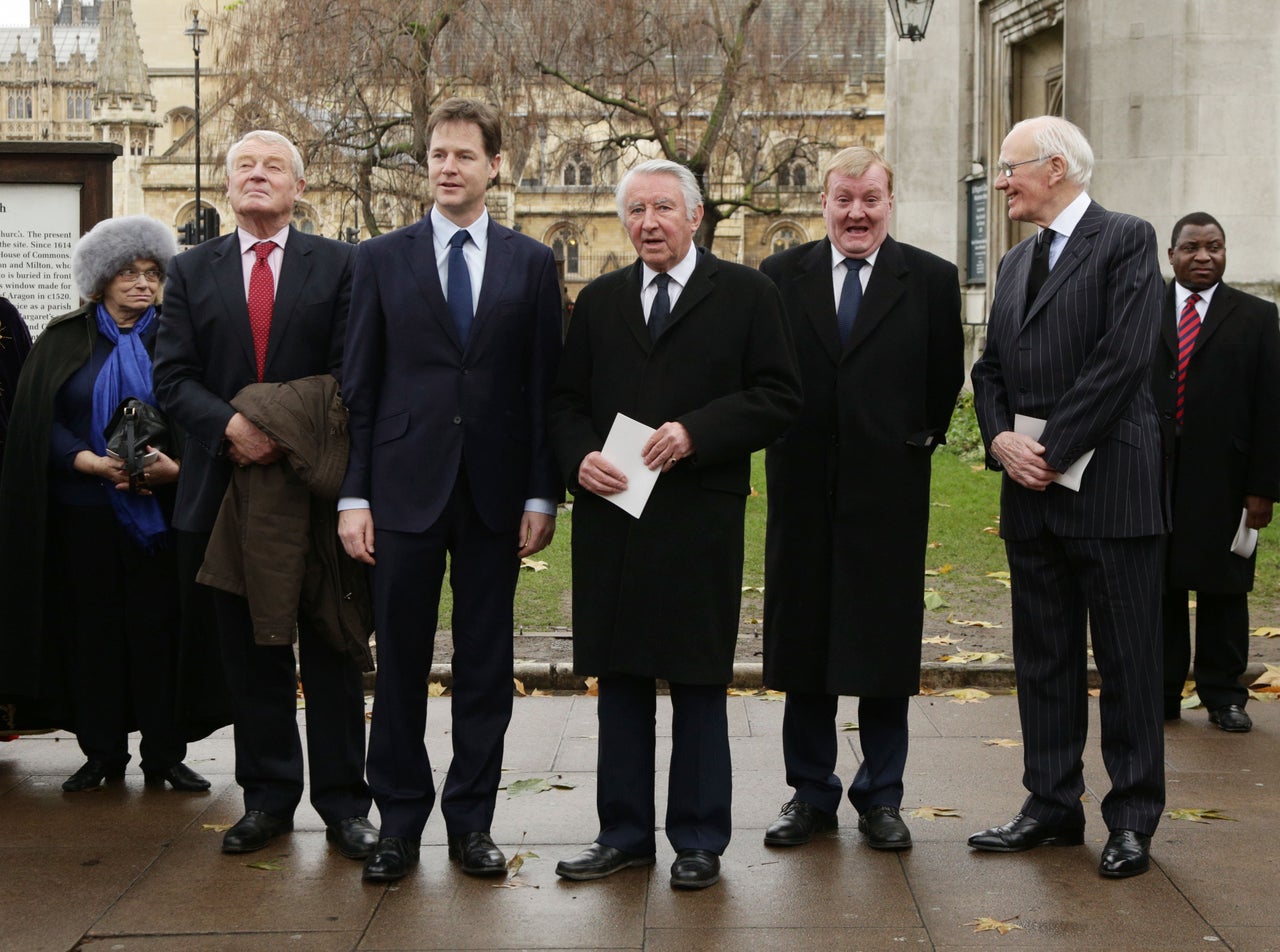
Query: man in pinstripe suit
969 116 1167 879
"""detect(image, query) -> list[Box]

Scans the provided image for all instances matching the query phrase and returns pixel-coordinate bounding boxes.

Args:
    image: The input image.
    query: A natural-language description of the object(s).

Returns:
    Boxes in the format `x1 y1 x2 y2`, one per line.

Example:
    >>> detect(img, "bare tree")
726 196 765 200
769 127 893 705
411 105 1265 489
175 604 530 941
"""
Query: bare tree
505 0 881 248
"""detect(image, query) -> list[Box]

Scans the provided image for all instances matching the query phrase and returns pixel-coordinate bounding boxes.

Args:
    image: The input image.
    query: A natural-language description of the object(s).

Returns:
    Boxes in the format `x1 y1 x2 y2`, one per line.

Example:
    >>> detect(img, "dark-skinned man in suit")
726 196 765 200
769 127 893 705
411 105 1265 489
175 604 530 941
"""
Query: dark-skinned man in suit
970 115 1167 878
155 130 376 861
338 98 563 883
1156 212 1280 733
759 146 963 854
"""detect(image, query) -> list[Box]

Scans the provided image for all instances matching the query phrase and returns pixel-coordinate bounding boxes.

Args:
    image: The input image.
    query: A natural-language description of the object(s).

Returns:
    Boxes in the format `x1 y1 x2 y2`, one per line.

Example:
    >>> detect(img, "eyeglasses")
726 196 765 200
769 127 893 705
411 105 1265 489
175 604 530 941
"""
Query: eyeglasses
997 156 1050 178
115 268 163 283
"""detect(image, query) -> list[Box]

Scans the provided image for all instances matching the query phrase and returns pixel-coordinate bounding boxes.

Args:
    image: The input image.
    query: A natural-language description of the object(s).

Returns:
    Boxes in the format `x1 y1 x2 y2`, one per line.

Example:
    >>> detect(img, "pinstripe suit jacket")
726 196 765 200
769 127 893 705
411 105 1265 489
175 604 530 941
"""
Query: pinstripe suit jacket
972 201 1167 542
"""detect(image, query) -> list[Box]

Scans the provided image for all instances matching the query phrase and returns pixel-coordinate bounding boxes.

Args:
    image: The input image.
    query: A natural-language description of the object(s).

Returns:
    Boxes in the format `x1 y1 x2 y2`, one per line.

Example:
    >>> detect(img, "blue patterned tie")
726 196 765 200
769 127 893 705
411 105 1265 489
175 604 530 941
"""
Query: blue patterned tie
836 258 865 346
447 229 474 344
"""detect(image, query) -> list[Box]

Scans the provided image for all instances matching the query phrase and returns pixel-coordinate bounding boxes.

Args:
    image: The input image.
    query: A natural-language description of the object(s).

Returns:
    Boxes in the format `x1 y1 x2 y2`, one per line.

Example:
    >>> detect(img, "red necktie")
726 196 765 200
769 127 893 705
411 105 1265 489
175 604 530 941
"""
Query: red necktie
1175 292 1201 426
248 240 277 382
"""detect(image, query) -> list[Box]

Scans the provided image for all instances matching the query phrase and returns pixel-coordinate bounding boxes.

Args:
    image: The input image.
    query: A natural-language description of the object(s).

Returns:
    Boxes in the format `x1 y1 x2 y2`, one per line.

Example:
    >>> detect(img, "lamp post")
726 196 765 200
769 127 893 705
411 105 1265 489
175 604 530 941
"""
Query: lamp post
886 0 934 41
185 11 209 242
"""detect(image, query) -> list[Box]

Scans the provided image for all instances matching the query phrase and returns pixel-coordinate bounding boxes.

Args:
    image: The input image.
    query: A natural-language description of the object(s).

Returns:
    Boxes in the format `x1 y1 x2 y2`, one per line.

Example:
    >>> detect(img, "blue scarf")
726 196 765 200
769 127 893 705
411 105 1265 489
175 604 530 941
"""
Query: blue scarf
90 303 168 551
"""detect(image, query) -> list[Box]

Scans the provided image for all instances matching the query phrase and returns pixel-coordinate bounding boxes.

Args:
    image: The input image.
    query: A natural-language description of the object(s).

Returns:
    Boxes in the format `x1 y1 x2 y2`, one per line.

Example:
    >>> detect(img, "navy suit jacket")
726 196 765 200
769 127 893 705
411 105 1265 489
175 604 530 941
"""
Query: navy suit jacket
155 228 352 533
339 214 563 534
971 201 1166 541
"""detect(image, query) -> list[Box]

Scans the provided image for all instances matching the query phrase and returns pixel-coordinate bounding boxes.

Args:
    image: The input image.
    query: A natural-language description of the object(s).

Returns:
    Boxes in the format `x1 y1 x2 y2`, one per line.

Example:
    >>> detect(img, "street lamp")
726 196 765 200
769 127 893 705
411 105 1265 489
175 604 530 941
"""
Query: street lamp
185 11 209 242
886 0 934 41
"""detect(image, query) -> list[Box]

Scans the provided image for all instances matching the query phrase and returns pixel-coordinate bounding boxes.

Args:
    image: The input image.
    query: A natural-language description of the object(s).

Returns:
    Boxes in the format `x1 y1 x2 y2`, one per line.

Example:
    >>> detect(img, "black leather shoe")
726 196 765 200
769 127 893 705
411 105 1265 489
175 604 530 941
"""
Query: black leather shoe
327 817 379 860
447 831 506 876
858 804 912 851
968 812 1084 852
362 837 420 883
62 760 125 792
1099 829 1151 878
1163 697 1182 721
143 763 211 792
1209 705 1252 733
670 849 720 889
221 810 293 853
555 843 656 881
763 799 837 846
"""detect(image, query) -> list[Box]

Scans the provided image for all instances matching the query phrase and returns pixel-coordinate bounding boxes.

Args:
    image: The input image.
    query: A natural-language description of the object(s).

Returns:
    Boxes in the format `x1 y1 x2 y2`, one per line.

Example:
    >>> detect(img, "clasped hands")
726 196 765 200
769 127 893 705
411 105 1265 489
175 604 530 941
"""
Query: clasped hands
577 421 692 496
990 430 1061 491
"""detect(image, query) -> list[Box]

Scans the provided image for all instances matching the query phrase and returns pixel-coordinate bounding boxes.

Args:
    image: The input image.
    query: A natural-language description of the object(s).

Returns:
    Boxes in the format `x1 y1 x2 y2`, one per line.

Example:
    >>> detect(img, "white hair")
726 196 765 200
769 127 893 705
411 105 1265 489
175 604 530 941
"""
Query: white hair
615 159 703 223
1010 116 1094 187
226 130 305 181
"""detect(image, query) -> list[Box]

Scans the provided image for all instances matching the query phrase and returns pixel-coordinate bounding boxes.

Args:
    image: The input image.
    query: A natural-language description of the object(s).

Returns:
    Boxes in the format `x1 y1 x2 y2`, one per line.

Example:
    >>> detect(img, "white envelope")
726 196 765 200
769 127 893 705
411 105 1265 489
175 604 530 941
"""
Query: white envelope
1230 509 1258 558
1012 414 1095 492
598 412 660 519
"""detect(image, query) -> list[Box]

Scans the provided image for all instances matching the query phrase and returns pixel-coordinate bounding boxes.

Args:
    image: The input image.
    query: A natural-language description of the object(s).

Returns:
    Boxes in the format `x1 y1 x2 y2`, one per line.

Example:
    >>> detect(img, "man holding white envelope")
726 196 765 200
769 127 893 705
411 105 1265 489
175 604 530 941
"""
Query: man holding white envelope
548 159 800 890
1155 212 1280 733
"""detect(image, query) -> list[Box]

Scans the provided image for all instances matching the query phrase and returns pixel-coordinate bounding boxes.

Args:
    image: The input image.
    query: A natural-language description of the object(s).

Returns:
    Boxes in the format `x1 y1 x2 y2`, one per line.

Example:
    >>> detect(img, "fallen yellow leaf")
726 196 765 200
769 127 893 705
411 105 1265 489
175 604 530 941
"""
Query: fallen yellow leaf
946 617 1003 629
936 651 1006 665
984 738 1022 748
1250 627 1280 638
969 916 1023 935
922 635 959 646
937 688 991 703
1251 664 1280 688
1166 808 1236 823
519 558 549 572
246 857 286 871
583 676 599 696
1180 693 1202 710
427 681 448 698
927 541 942 549
840 721 859 731
202 823 233 833
910 805 961 820
986 571 1011 587
981 526 1000 535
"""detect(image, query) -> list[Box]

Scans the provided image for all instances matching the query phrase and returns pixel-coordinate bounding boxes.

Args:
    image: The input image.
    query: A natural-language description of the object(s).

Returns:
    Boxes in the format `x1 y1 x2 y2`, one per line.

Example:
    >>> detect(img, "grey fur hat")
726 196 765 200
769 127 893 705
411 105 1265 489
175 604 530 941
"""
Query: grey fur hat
71 215 180 301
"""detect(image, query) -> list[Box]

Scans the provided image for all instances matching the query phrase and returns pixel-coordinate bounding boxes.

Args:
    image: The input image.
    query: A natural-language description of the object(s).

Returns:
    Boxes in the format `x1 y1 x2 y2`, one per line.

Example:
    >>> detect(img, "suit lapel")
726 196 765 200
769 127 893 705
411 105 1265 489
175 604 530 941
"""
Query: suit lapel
621 261 652 354
400 217 459 350
1021 202 1102 328
470 220 514 353
664 247 714 339
846 235 906 357
797 239 842 364
210 233 256 370
264 227 311 377
1194 283 1235 355
1161 282 1179 360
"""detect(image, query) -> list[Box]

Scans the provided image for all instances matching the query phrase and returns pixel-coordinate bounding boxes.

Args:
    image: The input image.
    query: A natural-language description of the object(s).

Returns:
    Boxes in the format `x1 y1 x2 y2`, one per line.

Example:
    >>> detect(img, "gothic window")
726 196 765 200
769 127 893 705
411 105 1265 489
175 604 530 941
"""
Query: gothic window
292 204 318 234
770 225 805 256
562 154 593 188
548 226 582 276
24 94 33 119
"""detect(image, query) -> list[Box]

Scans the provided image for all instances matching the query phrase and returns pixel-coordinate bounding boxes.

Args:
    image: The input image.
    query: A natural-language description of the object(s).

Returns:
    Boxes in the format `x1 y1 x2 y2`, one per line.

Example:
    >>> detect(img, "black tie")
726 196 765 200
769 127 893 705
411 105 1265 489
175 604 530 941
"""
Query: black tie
1026 228 1054 308
447 229 473 344
649 273 672 342
836 258 865 346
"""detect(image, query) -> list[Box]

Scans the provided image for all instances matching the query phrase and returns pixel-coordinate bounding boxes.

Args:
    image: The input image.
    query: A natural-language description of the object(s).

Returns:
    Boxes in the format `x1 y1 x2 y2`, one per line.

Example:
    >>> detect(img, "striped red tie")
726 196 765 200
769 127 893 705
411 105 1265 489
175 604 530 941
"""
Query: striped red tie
1175 292 1201 426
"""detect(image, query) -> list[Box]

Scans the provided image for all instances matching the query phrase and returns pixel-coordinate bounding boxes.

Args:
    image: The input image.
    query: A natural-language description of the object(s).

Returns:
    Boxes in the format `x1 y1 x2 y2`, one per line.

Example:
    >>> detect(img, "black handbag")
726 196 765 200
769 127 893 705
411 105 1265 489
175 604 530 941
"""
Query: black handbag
103 397 170 477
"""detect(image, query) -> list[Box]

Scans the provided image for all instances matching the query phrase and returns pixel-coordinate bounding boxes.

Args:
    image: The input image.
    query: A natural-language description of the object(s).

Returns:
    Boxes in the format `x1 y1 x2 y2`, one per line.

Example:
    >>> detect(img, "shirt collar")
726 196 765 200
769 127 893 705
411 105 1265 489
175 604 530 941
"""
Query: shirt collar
431 206 490 252
238 224 290 254
1175 280 1218 310
642 242 699 289
828 241 880 272
1045 191 1091 240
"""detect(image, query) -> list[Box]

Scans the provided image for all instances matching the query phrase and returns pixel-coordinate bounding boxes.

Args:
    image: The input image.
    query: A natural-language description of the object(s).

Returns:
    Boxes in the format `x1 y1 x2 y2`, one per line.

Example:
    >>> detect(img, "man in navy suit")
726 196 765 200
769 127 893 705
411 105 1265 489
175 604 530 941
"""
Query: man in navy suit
155 130 376 861
338 98 563 883
1155 212 1280 733
970 116 1167 878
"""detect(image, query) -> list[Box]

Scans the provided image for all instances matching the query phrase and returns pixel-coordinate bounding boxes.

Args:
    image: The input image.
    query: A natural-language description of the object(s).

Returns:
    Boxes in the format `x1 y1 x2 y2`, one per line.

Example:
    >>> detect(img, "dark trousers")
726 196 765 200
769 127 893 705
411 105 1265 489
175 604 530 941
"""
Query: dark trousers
1006 532 1165 835
366 473 518 839
781 692 909 815
53 505 185 771
1163 589 1249 710
178 531 370 825
596 674 732 856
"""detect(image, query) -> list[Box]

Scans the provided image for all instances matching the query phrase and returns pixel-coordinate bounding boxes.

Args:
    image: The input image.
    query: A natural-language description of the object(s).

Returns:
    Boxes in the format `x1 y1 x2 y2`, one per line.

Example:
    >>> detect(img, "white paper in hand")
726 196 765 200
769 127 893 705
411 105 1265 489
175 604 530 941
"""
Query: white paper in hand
599 412 660 519
1013 414 1094 492
1231 509 1258 558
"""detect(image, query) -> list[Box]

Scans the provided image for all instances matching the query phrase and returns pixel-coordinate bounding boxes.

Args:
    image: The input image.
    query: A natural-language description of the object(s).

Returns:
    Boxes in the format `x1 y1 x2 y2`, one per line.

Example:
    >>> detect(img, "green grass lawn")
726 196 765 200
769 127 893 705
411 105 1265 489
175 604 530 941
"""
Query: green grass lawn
453 394 1280 633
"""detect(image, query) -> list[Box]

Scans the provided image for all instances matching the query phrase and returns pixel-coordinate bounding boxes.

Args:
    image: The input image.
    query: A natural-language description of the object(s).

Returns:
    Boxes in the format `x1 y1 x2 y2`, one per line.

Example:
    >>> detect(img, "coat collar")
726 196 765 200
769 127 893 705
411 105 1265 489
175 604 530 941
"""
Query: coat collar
1162 279 1236 359
621 246 717 354
797 236 908 364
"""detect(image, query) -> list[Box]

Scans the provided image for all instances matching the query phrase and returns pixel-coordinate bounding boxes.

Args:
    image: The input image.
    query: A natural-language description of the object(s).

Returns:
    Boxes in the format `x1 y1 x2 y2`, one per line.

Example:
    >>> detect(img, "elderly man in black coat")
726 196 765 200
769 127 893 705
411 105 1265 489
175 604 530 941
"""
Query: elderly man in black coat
759 147 964 852
549 159 801 890
1155 212 1280 733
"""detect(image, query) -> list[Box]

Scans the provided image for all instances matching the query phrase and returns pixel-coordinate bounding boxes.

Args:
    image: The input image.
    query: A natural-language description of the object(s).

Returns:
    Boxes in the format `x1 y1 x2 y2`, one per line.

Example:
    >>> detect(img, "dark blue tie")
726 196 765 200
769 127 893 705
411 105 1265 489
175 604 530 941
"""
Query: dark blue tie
836 258 865 346
649 272 672 342
447 229 474 344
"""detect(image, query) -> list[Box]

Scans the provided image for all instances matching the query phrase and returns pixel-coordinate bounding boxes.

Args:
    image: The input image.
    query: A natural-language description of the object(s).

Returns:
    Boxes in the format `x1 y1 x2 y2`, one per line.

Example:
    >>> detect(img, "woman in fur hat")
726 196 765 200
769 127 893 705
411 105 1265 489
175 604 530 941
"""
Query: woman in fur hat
0 215 209 792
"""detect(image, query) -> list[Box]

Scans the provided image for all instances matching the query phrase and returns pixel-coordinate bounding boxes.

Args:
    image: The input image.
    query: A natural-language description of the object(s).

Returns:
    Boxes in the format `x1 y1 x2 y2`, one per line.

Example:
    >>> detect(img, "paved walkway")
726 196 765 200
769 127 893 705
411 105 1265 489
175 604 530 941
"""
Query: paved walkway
2 691 1277 951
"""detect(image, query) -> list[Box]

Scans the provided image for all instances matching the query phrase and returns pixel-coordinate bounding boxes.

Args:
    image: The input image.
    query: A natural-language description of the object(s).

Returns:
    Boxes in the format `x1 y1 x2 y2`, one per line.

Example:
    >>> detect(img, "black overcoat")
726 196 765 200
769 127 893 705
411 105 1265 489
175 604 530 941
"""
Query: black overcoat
761 237 964 697
1153 281 1280 593
548 249 801 684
